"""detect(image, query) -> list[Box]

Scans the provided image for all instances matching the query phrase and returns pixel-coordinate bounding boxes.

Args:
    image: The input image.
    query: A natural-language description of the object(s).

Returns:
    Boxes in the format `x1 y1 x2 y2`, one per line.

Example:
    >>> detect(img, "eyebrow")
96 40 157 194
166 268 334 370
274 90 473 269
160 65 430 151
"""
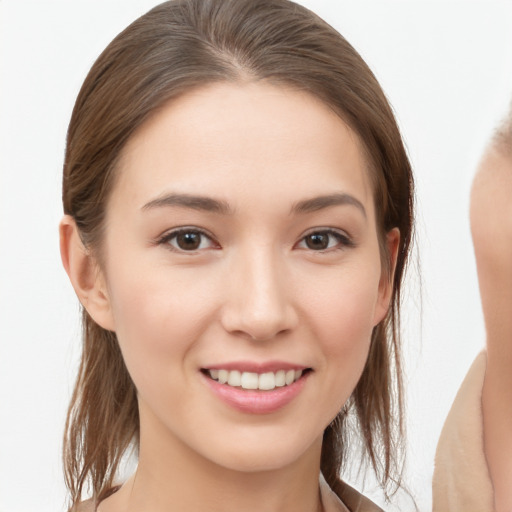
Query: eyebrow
141 193 233 215
141 191 366 218
291 193 367 218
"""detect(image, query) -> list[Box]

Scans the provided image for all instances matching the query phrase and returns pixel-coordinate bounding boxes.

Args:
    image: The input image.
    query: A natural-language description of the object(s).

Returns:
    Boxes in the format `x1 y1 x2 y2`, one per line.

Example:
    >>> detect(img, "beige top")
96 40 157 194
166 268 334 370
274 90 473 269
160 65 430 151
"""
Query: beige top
432 351 495 512
78 478 382 512
322 478 384 512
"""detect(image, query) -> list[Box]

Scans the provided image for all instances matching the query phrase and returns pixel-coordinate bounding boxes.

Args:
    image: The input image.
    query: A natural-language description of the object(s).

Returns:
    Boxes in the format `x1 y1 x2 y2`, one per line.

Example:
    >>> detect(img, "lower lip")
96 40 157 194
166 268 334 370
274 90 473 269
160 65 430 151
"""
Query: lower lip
202 372 309 414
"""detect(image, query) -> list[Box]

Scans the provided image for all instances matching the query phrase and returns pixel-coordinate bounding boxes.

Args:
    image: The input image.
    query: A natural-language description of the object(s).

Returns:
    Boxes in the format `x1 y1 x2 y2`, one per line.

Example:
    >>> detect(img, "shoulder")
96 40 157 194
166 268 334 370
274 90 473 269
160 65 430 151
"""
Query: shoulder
433 351 494 512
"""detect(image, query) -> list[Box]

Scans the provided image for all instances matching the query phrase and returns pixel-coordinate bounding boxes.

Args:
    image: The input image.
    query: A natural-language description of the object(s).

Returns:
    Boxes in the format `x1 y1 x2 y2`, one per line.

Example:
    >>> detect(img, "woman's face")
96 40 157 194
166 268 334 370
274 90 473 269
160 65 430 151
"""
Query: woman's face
95 82 395 473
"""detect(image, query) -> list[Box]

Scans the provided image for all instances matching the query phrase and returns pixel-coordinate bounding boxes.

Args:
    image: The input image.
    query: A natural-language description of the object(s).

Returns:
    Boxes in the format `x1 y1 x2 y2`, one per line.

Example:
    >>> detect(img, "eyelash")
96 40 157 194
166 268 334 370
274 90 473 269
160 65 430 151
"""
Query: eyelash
295 229 355 252
155 227 354 253
156 227 219 253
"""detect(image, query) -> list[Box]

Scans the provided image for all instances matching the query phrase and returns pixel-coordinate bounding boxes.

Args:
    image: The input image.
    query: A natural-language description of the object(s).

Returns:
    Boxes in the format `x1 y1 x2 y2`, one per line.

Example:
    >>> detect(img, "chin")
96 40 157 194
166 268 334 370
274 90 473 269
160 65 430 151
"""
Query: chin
200 429 322 474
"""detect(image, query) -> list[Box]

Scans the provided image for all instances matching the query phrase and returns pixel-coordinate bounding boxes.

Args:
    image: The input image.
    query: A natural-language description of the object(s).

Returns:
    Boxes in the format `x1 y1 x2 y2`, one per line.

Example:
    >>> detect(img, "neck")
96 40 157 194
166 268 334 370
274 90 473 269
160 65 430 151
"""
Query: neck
131 459 323 512
103 412 324 512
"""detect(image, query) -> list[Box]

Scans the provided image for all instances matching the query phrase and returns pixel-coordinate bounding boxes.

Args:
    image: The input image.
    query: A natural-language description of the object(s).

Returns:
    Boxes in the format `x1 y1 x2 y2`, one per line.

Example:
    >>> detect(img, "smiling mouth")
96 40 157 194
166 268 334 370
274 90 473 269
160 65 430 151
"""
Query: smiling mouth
202 368 310 391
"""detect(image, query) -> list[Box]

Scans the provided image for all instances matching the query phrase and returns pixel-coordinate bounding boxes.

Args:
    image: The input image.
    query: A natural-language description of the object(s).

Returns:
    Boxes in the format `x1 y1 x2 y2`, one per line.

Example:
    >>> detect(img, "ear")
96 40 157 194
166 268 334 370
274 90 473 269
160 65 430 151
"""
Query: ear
373 227 400 325
59 215 116 331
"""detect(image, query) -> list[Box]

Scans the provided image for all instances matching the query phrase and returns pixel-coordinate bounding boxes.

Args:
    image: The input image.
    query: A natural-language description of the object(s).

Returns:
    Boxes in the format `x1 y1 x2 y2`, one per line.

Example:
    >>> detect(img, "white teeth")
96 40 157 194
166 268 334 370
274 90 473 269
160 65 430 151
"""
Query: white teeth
258 372 275 390
227 370 241 387
208 368 305 390
275 370 286 387
241 372 259 390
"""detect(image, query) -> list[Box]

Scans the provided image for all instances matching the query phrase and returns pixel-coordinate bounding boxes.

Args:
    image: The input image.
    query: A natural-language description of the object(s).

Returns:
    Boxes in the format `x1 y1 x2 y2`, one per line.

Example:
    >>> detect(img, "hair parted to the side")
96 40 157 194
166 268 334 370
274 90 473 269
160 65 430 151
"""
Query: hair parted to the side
62 0 414 508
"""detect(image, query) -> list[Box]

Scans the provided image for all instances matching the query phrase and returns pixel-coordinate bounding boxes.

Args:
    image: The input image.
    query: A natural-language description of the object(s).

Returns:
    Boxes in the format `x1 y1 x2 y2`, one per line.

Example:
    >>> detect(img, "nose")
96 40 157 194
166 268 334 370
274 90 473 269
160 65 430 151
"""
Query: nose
220 247 298 341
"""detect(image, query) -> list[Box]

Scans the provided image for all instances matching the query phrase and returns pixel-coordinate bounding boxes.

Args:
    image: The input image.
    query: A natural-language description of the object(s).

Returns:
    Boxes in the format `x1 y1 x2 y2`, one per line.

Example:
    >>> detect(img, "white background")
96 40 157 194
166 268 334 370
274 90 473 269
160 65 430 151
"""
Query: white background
1 1 511 511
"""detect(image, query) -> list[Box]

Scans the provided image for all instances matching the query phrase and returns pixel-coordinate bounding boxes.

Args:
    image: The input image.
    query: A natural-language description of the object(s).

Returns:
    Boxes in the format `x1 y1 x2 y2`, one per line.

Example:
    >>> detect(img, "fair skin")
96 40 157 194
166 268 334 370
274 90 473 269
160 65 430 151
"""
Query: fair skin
60 82 398 512
471 142 512 512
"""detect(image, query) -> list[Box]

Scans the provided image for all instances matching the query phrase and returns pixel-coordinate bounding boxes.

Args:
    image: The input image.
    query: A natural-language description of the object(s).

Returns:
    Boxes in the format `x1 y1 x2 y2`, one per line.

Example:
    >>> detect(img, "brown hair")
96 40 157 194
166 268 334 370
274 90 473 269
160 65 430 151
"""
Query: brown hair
62 0 414 508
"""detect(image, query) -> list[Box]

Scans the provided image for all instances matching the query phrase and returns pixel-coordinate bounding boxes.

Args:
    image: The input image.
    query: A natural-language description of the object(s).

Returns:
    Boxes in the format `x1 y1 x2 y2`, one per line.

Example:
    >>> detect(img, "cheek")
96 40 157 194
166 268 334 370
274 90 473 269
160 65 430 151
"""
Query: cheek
320 290 376 382
105 262 219 383
307 262 381 348
303 260 381 403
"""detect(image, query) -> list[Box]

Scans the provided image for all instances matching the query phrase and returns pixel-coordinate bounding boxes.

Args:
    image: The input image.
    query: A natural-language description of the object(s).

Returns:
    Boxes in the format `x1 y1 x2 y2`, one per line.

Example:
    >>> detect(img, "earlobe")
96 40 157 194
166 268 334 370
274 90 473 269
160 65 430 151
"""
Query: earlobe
373 227 400 325
59 215 116 331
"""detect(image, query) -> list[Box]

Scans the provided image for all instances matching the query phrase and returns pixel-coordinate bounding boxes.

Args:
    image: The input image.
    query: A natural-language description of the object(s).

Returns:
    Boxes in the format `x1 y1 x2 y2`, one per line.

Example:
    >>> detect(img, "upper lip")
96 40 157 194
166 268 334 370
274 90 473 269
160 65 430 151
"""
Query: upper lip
202 361 309 373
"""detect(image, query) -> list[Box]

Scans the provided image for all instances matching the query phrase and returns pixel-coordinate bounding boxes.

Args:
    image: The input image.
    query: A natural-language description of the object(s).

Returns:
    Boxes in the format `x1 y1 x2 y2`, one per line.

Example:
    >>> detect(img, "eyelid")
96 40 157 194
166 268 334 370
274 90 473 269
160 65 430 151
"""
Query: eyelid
155 226 220 252
295 228 355 251
153 226 353 253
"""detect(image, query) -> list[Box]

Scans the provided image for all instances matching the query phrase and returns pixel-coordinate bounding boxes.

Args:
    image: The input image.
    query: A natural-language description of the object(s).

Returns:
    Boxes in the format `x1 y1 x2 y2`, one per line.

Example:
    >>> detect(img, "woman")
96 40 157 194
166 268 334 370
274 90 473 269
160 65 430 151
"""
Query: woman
59 1 414 510
433 104 512 512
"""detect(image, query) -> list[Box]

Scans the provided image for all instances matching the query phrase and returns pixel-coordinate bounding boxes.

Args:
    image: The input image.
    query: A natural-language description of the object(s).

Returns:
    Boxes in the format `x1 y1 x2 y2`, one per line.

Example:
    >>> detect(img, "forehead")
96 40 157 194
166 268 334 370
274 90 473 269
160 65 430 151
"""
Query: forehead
114 81 374 215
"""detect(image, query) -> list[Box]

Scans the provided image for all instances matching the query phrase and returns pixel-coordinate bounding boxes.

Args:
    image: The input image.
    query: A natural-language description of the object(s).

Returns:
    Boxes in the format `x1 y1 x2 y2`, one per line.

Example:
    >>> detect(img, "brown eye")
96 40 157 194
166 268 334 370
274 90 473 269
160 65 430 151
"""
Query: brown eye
176 232 202 250
160 229 217 252
305 232 330 250
297 229 353 252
